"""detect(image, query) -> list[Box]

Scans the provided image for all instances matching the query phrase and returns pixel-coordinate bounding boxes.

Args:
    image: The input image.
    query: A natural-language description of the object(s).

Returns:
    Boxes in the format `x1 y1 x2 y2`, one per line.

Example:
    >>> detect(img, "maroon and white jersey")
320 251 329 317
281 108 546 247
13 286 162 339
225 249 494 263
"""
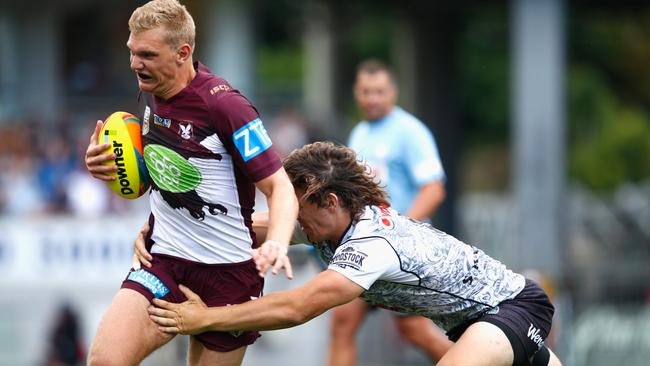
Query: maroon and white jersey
139 62 282 264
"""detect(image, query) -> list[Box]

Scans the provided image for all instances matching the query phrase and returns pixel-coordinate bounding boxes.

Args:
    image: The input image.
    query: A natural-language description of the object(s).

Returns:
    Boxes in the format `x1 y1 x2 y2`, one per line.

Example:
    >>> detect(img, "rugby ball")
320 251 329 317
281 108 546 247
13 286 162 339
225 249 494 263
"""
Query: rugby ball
98 111 150 199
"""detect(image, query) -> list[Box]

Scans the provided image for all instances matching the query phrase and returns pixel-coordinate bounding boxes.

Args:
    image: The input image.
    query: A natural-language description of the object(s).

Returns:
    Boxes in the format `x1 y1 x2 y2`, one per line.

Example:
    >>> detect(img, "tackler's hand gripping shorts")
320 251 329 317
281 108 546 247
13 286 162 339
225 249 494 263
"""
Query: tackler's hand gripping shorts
122 253 264 352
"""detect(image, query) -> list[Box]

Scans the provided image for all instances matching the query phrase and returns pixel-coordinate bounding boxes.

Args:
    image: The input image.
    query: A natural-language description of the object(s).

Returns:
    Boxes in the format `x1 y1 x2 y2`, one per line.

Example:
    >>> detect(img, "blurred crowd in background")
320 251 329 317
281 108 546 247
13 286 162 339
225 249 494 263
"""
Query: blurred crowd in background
0 120 122 217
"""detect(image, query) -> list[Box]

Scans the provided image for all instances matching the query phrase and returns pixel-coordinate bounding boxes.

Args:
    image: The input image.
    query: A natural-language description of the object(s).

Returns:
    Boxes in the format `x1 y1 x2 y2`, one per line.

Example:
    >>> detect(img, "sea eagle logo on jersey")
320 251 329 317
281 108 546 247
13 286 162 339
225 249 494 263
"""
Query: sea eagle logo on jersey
233 118 272 161
179 122 193 140
331 246 368 271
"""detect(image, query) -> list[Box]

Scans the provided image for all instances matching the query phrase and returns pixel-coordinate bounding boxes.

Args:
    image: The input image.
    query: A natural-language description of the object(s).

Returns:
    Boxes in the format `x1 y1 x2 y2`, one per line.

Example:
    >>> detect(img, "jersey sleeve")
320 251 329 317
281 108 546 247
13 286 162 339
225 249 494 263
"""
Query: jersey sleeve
404 122 446 185
327 238 399 290
210 93 283 182
347 124 360 147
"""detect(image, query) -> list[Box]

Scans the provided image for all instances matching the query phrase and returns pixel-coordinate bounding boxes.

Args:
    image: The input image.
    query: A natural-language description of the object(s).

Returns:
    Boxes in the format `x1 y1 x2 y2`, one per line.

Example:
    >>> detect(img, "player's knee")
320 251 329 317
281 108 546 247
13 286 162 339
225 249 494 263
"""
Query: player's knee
397 328 421 344
396 323 416 340
395 317 426 342
330 314 361 337
330 320 358 338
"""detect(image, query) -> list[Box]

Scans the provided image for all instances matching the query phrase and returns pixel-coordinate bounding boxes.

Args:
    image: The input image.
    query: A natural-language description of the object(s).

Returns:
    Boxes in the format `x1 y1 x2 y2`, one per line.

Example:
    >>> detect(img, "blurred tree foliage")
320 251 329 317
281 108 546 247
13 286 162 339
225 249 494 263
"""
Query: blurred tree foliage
569 65 650 191
458 5 511 191
459 6 510 147
257 45 303 93
459 5 650 192
569 11 650 191
254 0 303 94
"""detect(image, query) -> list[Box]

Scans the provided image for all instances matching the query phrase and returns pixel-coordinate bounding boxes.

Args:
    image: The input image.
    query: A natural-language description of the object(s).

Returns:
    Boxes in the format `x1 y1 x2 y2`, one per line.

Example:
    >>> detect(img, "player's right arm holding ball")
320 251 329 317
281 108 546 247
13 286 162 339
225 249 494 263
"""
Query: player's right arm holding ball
85 120 118 181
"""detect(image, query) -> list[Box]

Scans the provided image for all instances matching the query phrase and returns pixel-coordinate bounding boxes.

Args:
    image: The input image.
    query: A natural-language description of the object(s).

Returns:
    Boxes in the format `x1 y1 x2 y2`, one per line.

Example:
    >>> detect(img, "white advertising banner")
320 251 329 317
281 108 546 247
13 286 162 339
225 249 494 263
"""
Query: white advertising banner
0 215 145 285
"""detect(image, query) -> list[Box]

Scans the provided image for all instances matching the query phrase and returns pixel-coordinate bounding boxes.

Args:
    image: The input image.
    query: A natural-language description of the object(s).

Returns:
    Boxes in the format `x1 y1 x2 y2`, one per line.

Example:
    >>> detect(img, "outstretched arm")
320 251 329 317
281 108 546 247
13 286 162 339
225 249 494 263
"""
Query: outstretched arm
405 181 445 221
148 269 364 334
253 168 299 278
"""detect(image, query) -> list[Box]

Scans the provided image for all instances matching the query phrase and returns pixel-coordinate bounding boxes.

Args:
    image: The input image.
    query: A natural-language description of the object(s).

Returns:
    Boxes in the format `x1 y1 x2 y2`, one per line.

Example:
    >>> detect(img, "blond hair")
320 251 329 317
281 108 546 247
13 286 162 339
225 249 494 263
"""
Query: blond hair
283 142 390 220
129 0 195 50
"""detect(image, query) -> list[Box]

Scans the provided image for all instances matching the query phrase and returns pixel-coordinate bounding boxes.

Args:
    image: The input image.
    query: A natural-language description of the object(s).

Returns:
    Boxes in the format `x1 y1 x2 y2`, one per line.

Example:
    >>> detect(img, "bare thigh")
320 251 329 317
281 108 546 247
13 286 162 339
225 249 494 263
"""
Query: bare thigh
188 336 247 366
88 288 175 366
437 321 514 366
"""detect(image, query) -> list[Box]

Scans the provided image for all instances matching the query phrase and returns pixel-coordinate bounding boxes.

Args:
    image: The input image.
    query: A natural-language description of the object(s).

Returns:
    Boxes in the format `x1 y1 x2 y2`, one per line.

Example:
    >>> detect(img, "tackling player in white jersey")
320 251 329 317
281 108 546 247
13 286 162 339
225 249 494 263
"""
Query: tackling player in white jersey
141 142 563 366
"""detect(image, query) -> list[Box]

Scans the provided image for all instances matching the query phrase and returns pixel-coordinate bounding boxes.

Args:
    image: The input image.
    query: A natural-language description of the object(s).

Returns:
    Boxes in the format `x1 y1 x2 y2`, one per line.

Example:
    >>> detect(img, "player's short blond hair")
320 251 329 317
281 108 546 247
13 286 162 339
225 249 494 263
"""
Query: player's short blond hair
129 0 195 50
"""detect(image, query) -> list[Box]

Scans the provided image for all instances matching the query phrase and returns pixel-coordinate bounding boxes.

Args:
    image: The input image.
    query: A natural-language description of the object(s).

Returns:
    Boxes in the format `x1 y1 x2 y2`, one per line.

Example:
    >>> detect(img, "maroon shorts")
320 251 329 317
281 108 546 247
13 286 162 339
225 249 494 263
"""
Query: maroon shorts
121 253 264 352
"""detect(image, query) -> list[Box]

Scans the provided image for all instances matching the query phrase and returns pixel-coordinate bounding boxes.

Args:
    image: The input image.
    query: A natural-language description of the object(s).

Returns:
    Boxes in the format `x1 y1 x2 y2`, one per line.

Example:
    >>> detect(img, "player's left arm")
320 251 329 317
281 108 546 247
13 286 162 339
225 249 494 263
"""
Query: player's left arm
212 93 298 278
149 269 364 334
404 122 446 220
405 181 445 221
254 167 299 279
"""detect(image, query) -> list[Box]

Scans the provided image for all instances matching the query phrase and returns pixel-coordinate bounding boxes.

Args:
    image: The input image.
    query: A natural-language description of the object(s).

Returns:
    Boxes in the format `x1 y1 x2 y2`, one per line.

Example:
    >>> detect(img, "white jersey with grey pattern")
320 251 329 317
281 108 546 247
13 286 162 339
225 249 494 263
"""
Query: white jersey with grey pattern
303 205 526 332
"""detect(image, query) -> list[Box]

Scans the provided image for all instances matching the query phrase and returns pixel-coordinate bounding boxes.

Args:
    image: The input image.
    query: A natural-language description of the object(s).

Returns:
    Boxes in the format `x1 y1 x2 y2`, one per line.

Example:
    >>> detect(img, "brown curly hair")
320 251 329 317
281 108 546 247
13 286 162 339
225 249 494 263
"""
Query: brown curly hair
283 141 389 220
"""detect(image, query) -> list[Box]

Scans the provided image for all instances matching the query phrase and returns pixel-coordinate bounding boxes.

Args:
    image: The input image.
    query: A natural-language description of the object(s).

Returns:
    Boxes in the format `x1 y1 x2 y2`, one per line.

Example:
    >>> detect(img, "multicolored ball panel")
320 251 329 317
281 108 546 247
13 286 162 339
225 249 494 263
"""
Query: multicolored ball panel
99 111 150 199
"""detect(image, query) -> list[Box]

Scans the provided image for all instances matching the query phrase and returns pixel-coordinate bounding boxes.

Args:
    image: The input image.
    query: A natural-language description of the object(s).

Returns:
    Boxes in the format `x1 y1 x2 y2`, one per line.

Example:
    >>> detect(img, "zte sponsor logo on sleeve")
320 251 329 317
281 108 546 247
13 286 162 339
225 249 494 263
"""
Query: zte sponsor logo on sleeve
233 118 273 161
